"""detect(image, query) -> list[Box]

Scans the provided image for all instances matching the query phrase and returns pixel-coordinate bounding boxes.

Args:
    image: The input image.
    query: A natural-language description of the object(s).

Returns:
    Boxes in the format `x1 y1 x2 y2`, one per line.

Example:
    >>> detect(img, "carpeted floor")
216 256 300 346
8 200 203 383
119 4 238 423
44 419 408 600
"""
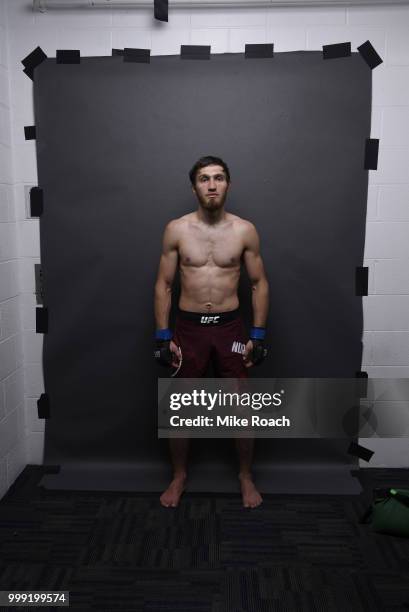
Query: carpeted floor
0 466 408 611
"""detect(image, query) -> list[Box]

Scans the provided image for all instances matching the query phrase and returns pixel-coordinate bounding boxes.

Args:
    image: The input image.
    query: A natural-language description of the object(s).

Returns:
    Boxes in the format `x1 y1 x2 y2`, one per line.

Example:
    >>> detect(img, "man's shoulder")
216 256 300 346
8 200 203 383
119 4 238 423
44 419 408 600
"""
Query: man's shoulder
170 212 196 224
227 213 256 234
165 214 191 233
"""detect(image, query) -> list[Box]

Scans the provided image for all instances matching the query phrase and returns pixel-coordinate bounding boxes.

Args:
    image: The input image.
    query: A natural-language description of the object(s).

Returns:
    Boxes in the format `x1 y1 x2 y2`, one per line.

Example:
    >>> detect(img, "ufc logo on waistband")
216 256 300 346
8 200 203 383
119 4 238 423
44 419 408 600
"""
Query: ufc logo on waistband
200 316 220 324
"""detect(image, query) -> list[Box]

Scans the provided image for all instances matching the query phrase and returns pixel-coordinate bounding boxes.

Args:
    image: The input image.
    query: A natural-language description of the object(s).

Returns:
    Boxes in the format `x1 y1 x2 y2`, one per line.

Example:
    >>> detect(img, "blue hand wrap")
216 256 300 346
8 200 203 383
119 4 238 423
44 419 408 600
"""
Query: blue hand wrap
155 328 173 341
250 327 266 340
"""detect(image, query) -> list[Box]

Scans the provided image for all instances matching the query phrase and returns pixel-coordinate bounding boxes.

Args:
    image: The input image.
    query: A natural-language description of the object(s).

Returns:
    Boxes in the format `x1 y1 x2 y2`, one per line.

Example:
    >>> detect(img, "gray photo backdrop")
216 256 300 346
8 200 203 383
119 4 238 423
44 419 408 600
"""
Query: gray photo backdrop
33 52 370 479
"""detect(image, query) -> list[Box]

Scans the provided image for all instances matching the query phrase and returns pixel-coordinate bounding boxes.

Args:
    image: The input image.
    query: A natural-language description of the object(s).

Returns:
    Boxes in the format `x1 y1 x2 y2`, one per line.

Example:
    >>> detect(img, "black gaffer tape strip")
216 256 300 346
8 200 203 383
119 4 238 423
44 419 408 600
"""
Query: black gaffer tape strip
112 49 124 56
21 46 47 81
181 45 211 60
154 0 168 22
355 371 369 398
358 40 383 70
30 187 43 217
24 126 36 140
37 394 50 419
348 441 374 462
124 48 151 63
56 50 80 64
323 42 351 60
36 307 48 333
245 44 274 59
356 266 369 296
364 139 379 170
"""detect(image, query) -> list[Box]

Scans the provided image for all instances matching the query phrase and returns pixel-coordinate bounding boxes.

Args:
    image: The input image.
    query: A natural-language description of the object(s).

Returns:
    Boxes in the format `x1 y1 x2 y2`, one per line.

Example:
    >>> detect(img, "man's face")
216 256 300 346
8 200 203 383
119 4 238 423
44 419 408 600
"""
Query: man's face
193 164 229 211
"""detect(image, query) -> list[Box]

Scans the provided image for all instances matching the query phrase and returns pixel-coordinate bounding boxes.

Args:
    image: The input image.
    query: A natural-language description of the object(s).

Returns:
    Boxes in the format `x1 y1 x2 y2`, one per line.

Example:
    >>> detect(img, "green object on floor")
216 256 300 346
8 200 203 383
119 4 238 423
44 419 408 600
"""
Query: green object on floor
362 488 409 537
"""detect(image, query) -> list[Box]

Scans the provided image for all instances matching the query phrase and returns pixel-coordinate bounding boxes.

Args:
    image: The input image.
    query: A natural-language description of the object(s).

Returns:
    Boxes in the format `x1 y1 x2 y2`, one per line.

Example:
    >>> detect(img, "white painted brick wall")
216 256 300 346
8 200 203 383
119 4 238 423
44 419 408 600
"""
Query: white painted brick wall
365 222 409 258
364 295 409 330
0 0 27 501
375 259 409 293
378 185 409 220
1 0 409 479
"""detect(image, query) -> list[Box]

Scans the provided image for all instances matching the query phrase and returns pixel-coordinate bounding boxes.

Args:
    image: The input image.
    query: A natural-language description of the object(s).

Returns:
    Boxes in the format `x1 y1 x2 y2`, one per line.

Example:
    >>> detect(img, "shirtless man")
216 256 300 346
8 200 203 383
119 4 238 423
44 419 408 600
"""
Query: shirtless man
154 156 269 509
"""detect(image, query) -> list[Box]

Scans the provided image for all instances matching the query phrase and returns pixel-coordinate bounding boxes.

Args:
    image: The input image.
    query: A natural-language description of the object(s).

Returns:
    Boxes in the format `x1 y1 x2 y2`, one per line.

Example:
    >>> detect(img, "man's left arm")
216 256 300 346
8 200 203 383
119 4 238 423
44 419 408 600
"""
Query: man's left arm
242 222 269 366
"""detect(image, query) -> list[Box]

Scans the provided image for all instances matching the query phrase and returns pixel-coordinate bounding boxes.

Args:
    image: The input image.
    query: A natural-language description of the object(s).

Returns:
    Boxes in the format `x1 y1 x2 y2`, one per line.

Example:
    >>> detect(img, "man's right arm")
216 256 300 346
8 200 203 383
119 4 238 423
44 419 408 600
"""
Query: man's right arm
154 221 179 330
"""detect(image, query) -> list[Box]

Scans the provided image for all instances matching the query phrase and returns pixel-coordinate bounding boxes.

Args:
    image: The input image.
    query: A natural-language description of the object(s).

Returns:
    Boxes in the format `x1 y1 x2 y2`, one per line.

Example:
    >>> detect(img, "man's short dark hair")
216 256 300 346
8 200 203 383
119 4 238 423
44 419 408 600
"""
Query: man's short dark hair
189 156 231 186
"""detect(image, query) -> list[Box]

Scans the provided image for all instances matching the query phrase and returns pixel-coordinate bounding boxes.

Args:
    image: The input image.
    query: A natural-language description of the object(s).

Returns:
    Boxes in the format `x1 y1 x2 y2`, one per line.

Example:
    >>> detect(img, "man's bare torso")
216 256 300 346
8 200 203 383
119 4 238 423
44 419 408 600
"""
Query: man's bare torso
172 211 249 313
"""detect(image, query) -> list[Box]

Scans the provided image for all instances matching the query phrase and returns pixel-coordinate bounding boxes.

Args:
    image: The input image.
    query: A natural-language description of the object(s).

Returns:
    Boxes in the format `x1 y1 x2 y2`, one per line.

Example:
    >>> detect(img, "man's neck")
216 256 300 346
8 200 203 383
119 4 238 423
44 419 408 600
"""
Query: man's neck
196 206 226 225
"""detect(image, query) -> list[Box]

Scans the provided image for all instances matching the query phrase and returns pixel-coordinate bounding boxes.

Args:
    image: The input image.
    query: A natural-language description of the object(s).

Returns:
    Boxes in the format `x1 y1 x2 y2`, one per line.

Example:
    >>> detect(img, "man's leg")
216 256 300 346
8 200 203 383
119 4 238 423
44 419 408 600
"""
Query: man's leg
160 438 189 508
213 316 263 508
160 315 210 507
235 437 262 508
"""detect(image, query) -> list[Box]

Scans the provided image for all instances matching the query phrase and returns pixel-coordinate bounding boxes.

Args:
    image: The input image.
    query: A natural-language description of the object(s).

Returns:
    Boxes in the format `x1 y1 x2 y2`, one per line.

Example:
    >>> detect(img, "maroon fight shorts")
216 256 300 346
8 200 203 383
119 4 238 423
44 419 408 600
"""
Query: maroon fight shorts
173 309 248 378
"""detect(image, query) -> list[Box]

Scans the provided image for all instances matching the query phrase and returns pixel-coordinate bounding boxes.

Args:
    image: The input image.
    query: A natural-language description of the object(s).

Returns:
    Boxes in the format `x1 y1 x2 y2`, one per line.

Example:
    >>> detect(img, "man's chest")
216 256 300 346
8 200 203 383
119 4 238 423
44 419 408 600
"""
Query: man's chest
178 228 243 269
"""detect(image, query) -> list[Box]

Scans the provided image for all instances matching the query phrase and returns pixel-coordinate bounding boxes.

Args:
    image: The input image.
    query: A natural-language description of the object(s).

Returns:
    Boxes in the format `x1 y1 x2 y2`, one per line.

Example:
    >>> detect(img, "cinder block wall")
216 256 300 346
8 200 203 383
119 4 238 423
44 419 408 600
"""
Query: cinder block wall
1 1 408 498
0 0 26 501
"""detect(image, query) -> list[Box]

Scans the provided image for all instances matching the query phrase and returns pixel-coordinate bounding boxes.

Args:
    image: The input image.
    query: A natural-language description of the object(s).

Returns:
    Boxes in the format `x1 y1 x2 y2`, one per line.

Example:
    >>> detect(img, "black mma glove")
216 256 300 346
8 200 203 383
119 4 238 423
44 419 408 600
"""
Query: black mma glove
154 329 173 366
249 327 267 365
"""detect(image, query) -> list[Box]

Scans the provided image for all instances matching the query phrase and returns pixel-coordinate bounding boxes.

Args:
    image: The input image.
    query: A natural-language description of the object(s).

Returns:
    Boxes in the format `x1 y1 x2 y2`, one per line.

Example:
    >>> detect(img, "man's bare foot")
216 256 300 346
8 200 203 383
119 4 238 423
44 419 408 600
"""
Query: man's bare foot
239 474 263 508
160 474 186 508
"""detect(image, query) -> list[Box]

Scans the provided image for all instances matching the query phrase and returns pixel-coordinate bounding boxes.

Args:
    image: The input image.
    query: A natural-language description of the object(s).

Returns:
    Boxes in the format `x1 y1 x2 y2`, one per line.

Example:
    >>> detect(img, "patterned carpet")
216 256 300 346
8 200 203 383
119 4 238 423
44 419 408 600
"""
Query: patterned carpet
0 466 409 611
